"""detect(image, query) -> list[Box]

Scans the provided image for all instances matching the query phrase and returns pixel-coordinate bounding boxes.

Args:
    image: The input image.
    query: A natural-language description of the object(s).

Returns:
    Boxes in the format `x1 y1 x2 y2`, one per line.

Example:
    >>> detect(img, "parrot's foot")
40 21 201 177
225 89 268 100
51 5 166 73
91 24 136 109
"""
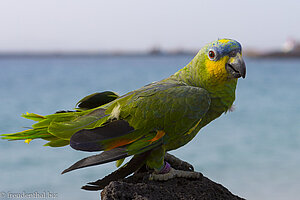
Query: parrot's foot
164 153 194 171
149 162 201 181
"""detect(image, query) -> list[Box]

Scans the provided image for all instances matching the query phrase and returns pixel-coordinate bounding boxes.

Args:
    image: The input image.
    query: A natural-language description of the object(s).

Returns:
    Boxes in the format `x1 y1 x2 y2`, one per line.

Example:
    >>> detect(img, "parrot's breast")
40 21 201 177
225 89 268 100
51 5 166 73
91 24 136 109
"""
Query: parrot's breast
165 86 236 151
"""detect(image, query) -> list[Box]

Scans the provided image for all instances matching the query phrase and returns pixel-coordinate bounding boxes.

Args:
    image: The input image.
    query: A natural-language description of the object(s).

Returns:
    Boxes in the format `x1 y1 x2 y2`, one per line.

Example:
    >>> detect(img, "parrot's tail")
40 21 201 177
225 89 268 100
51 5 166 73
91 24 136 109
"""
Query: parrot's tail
1 112 77 147
1 91 120 147
1 108 112 147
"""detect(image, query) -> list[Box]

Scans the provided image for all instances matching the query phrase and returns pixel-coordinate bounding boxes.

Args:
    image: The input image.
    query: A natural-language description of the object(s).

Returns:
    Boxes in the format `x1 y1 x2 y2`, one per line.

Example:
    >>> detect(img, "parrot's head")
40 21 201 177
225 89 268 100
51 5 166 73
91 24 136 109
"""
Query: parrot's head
200 39 246 82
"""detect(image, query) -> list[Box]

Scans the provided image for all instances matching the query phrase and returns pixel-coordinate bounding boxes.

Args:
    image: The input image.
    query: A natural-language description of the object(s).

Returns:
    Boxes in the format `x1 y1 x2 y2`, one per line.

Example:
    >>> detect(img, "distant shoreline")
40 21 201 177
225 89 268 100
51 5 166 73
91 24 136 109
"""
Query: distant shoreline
0 51 196 59
244 50 300 59
1 50 300 59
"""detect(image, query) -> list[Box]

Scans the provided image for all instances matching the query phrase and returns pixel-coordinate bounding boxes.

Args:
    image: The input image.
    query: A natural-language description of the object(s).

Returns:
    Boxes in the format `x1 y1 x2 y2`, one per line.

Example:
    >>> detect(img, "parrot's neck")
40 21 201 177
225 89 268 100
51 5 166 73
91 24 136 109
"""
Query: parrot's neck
171 54 237 111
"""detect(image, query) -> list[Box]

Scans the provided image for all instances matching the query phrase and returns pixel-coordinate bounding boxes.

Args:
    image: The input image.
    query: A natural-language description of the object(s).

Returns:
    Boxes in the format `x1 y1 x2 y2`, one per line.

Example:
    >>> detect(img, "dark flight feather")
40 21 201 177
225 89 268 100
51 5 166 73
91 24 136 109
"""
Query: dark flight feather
62 148 128 174
76 91 119 110
70 120 134 152
81 152 149 191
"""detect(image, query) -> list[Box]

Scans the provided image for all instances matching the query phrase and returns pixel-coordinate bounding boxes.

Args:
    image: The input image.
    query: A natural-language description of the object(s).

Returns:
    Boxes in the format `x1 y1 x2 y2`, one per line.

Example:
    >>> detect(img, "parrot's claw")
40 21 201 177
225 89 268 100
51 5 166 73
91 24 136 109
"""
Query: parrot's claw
164 153 194 171
149 168 176 181
149 168 201 181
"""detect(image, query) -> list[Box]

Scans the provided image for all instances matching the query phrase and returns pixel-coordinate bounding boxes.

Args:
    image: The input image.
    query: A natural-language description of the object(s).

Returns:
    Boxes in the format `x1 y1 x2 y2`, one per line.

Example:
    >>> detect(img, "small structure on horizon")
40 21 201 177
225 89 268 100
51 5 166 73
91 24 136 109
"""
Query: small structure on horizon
282 37 300 53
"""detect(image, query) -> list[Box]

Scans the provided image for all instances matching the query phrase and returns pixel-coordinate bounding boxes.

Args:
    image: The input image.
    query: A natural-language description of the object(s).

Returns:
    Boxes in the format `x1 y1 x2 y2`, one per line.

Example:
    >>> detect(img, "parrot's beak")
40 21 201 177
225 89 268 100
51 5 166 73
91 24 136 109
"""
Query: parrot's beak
226 53 246 79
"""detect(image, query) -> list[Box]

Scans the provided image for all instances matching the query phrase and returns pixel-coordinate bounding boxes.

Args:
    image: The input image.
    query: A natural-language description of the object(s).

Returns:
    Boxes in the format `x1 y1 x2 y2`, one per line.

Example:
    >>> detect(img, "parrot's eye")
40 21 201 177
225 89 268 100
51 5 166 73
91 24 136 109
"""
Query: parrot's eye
208 50 217 60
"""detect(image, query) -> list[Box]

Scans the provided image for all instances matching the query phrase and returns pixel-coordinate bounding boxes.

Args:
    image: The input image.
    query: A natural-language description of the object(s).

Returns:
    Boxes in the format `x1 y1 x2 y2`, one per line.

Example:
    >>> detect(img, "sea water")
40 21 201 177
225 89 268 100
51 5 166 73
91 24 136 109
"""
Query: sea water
0 55 299 200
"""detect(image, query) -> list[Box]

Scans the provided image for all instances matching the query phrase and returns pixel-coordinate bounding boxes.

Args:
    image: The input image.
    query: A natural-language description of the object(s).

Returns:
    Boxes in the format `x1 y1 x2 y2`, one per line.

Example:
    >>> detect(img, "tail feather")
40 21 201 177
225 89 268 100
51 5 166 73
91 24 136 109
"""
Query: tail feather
1 128 53 140
62 148 128 174
22 113 46 121
44 138 70 147
48 108 109 140
81 152 149 191
32 119 52 129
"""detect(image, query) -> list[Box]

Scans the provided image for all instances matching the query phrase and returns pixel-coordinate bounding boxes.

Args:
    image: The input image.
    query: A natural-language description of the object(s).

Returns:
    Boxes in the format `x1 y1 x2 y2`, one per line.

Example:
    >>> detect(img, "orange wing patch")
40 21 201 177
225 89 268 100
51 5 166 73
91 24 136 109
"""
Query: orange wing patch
105 138 138 151
105 130 165 150
149 130 165 144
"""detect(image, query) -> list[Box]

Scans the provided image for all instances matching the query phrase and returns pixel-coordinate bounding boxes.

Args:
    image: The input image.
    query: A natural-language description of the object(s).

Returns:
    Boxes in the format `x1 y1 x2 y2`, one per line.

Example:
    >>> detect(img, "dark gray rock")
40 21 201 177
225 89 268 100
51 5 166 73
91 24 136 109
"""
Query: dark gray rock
101 172 245 200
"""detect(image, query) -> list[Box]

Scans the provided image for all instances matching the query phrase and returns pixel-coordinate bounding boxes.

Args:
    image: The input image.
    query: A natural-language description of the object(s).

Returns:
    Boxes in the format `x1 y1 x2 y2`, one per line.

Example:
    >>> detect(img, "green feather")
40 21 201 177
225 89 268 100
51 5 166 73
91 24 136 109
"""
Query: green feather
115 158 125 168
44 139 69 147
22 113 46 121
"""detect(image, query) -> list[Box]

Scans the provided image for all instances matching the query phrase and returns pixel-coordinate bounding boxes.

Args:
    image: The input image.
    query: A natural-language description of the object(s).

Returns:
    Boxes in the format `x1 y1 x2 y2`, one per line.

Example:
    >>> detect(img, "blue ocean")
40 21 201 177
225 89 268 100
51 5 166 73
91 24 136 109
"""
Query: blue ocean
0 55 299 200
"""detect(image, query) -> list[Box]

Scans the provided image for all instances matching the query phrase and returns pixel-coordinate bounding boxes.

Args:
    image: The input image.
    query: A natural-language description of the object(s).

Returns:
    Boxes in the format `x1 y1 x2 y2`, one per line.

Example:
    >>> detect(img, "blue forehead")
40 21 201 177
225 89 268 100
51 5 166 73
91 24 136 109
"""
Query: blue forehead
206 39 242 56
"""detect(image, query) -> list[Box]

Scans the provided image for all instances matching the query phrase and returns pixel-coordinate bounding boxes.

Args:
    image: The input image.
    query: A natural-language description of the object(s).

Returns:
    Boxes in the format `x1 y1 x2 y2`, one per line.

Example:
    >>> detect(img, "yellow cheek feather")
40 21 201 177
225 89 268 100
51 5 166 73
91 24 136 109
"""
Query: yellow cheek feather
205 56 229 82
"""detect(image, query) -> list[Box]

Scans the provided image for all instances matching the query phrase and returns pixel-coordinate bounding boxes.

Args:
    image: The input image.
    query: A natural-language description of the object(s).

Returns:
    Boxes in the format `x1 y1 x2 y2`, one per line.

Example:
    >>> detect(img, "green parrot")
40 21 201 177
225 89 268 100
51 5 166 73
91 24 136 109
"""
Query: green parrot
1 39 246 190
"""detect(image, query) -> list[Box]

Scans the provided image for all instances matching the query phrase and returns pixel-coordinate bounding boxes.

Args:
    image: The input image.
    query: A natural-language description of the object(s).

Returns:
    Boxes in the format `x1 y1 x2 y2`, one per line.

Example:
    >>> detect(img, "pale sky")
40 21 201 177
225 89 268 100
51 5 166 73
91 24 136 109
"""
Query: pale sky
0 0 299 52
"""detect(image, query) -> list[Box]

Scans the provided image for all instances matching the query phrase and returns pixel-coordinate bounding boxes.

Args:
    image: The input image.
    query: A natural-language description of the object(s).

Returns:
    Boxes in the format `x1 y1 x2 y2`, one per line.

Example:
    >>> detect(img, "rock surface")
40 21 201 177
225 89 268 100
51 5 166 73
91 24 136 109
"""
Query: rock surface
101 172 245 200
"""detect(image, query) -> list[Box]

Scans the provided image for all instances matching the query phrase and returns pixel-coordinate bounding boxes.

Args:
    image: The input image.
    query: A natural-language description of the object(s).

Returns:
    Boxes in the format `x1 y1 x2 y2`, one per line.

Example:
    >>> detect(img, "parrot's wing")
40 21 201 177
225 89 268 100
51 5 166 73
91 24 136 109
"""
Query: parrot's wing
68 80 211 157
122 82 211 155
76 91 119 110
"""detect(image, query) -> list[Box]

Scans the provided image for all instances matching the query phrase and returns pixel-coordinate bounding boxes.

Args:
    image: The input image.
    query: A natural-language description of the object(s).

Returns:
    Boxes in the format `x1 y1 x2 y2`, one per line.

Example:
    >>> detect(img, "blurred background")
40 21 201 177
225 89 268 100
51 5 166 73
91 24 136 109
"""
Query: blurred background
0 0 299 199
